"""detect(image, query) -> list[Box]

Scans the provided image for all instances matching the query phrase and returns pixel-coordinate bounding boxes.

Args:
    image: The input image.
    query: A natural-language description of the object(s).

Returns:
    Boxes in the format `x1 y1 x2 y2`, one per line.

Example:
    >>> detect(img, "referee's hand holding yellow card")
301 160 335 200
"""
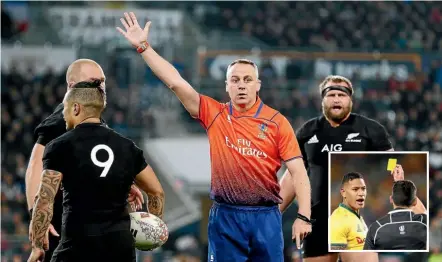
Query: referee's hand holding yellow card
388 159 405 182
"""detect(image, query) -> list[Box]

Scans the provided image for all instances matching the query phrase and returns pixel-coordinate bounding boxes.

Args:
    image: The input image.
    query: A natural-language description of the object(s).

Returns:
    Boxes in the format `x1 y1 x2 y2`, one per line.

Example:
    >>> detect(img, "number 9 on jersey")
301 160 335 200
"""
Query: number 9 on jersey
91 144 115 177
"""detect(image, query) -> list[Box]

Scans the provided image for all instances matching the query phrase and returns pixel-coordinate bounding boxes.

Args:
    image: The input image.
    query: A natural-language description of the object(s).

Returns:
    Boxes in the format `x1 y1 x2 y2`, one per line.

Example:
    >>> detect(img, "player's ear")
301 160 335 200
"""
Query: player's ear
340 188 345 198
67 82 76 90
225 80 228 92
389 195 393 204
73 103 80 116
411 198 417 207
256 79 261 92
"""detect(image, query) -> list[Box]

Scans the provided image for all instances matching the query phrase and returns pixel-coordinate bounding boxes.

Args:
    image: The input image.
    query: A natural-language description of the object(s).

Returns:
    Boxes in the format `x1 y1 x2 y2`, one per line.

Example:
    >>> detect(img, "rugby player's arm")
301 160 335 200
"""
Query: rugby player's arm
30 169 62 249
140 48 200 118
330 213 349 250
134 165 165 219
25 143 45 212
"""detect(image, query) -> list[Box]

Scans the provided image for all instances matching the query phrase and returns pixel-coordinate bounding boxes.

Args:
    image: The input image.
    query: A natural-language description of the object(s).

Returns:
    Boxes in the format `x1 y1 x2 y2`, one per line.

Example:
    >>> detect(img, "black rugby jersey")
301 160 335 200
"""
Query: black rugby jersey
42 123 148 238
296 113 393 207
364 208 427 250
33 103 107 232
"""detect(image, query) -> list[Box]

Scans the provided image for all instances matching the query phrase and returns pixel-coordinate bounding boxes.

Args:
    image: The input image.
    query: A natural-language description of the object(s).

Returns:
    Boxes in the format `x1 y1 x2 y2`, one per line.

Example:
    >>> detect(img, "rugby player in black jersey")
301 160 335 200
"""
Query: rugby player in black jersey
25 59 144 262
279 75 393 262
27 80 165 262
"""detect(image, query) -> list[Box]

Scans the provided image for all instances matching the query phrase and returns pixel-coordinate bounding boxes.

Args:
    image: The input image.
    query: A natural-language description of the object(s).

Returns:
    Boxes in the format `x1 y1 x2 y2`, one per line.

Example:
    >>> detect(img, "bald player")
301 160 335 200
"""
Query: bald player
25 59 143 262
117 12 312 262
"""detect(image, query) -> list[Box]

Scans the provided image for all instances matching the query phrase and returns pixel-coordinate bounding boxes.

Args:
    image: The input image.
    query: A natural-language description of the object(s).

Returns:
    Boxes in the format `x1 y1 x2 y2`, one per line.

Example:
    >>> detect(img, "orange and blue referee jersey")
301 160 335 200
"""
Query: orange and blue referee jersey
197 95 302 262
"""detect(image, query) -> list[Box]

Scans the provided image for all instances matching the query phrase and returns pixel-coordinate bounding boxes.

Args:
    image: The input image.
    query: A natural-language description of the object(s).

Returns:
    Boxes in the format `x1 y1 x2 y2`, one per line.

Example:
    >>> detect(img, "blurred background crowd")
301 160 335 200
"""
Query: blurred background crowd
2 1 442 262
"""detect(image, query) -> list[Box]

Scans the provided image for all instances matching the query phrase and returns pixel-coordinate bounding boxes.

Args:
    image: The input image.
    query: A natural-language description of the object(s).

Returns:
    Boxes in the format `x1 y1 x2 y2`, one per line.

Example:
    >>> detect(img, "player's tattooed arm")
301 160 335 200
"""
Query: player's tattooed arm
30 169 62 249
147 193 164 219
330 244 348 250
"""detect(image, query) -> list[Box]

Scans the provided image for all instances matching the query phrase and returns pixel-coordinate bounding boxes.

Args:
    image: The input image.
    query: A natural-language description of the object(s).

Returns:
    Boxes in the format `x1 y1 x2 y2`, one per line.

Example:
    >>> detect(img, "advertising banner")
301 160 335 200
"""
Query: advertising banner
47 7 183 47
198 50 421 81
1 45 77 74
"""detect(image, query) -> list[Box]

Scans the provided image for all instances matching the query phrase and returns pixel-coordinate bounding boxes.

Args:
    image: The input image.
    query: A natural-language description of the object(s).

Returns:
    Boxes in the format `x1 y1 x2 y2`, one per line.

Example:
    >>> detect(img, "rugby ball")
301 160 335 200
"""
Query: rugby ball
129 212 169 251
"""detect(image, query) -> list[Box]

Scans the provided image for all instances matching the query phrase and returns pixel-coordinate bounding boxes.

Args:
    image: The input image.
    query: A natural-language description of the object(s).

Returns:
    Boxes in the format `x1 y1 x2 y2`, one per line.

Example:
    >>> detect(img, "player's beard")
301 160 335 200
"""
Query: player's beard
323 102 352 123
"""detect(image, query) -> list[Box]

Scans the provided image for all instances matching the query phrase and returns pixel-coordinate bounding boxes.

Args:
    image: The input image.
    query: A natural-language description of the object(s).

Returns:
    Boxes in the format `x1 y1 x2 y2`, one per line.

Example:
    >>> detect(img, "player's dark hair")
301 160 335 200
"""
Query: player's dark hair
65 80 107 116
341 172 364 186
72 79 106 96
392 180 417 207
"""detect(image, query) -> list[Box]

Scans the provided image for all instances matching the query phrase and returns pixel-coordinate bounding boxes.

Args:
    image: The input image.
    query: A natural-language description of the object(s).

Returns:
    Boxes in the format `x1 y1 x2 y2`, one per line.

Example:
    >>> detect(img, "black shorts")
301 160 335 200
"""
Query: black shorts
303 203 329 258
50 230 135 262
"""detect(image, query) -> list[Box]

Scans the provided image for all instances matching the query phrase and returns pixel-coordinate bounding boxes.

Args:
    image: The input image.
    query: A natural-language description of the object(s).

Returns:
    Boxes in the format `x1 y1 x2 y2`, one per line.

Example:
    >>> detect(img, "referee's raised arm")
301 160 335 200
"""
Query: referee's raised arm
116 12 201 118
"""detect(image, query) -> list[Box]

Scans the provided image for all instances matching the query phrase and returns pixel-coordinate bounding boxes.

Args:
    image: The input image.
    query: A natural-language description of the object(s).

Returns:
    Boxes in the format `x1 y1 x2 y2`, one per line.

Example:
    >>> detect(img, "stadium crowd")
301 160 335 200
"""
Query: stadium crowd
199 1 442 51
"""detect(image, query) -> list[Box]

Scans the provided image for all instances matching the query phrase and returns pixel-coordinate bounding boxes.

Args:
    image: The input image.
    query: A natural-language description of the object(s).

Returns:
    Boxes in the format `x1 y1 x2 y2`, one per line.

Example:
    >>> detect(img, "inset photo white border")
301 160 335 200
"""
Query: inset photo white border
327 151 430 253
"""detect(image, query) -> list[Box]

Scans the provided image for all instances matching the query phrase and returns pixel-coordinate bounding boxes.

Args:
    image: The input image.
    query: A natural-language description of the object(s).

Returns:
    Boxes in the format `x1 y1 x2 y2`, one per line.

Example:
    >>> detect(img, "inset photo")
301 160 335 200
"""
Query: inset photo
328 152 429 253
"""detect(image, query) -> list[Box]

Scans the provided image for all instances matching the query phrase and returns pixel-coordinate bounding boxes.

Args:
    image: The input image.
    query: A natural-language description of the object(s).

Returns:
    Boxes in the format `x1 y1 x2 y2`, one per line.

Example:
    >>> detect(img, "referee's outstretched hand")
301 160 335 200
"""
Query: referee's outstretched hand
116 12 151 48
292 218 312 249
391 164 404 181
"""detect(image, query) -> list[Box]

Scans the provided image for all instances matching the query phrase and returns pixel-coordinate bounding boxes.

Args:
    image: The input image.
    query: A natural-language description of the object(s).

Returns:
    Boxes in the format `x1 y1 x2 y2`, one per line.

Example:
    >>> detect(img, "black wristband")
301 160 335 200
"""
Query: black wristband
297 213 314 225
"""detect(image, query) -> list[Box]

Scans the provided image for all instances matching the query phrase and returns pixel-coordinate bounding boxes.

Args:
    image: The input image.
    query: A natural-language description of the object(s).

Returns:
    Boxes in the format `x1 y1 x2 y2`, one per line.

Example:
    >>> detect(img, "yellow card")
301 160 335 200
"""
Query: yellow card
387 158 397 171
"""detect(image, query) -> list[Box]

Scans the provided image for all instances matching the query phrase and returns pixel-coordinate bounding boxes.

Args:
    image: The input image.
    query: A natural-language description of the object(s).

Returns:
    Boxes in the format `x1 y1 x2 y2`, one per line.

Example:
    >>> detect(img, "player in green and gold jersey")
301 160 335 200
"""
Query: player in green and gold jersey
330 172 368 251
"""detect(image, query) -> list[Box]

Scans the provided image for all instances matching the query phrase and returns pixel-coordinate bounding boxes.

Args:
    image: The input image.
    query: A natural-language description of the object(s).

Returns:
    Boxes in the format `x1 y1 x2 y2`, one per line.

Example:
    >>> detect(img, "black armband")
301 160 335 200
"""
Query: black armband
297 213 315 225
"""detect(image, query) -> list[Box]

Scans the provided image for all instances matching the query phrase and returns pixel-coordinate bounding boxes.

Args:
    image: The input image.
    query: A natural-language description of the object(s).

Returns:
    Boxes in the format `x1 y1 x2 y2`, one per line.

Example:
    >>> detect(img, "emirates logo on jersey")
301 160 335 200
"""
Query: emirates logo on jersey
225 136 268 158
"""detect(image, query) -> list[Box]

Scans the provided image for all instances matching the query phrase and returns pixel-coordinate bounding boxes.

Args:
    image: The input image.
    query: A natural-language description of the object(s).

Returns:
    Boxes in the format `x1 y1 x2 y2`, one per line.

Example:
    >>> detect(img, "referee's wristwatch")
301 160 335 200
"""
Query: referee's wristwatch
297 213 315 225
136 41 150 54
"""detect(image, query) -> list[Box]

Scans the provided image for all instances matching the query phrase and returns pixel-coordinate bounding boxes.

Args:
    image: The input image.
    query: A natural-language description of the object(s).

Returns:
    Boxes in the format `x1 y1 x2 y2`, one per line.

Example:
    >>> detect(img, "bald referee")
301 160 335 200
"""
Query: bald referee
364 168 427 251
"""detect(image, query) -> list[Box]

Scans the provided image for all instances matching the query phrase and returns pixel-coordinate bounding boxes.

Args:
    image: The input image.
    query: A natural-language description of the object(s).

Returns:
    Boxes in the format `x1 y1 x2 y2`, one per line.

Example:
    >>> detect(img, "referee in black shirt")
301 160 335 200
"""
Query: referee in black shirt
364 179 427 251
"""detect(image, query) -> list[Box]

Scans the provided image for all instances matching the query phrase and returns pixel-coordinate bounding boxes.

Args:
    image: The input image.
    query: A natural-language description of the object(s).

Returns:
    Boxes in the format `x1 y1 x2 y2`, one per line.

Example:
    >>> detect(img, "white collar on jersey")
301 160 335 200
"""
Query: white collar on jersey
388 209 412 214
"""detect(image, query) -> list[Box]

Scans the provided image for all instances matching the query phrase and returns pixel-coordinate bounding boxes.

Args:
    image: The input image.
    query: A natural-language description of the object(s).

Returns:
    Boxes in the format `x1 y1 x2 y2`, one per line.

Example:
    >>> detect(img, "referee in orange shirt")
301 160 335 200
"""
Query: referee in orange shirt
117 12 312 262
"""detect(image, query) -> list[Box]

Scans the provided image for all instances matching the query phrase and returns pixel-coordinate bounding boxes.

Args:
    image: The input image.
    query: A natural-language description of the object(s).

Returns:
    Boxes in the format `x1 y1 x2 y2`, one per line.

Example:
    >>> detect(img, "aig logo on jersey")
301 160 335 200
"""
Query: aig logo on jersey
321 144 342 152
345 133 362 143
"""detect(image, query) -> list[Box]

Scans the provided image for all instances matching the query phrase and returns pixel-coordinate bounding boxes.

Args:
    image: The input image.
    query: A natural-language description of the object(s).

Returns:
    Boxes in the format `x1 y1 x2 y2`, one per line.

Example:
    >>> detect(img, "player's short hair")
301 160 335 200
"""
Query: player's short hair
392 180 417 207
319 75 354 97
66 59 102 84
341 172 364 186
226 59 259 79
64 79 107 116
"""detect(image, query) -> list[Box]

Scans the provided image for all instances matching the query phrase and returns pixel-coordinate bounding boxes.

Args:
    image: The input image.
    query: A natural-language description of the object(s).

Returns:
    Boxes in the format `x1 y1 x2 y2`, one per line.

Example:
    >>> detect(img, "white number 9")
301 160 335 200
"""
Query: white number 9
91 144 114 177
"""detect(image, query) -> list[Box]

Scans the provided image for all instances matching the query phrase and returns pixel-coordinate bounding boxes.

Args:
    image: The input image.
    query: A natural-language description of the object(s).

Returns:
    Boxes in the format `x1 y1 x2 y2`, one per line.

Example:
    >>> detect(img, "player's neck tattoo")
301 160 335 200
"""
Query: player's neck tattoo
147 193 165 219
30 169 62 249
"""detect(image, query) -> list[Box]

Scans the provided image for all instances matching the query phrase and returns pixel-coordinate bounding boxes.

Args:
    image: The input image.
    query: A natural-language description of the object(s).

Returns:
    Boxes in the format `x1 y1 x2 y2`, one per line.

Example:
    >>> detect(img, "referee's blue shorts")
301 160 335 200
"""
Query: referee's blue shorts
207 202 283 262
